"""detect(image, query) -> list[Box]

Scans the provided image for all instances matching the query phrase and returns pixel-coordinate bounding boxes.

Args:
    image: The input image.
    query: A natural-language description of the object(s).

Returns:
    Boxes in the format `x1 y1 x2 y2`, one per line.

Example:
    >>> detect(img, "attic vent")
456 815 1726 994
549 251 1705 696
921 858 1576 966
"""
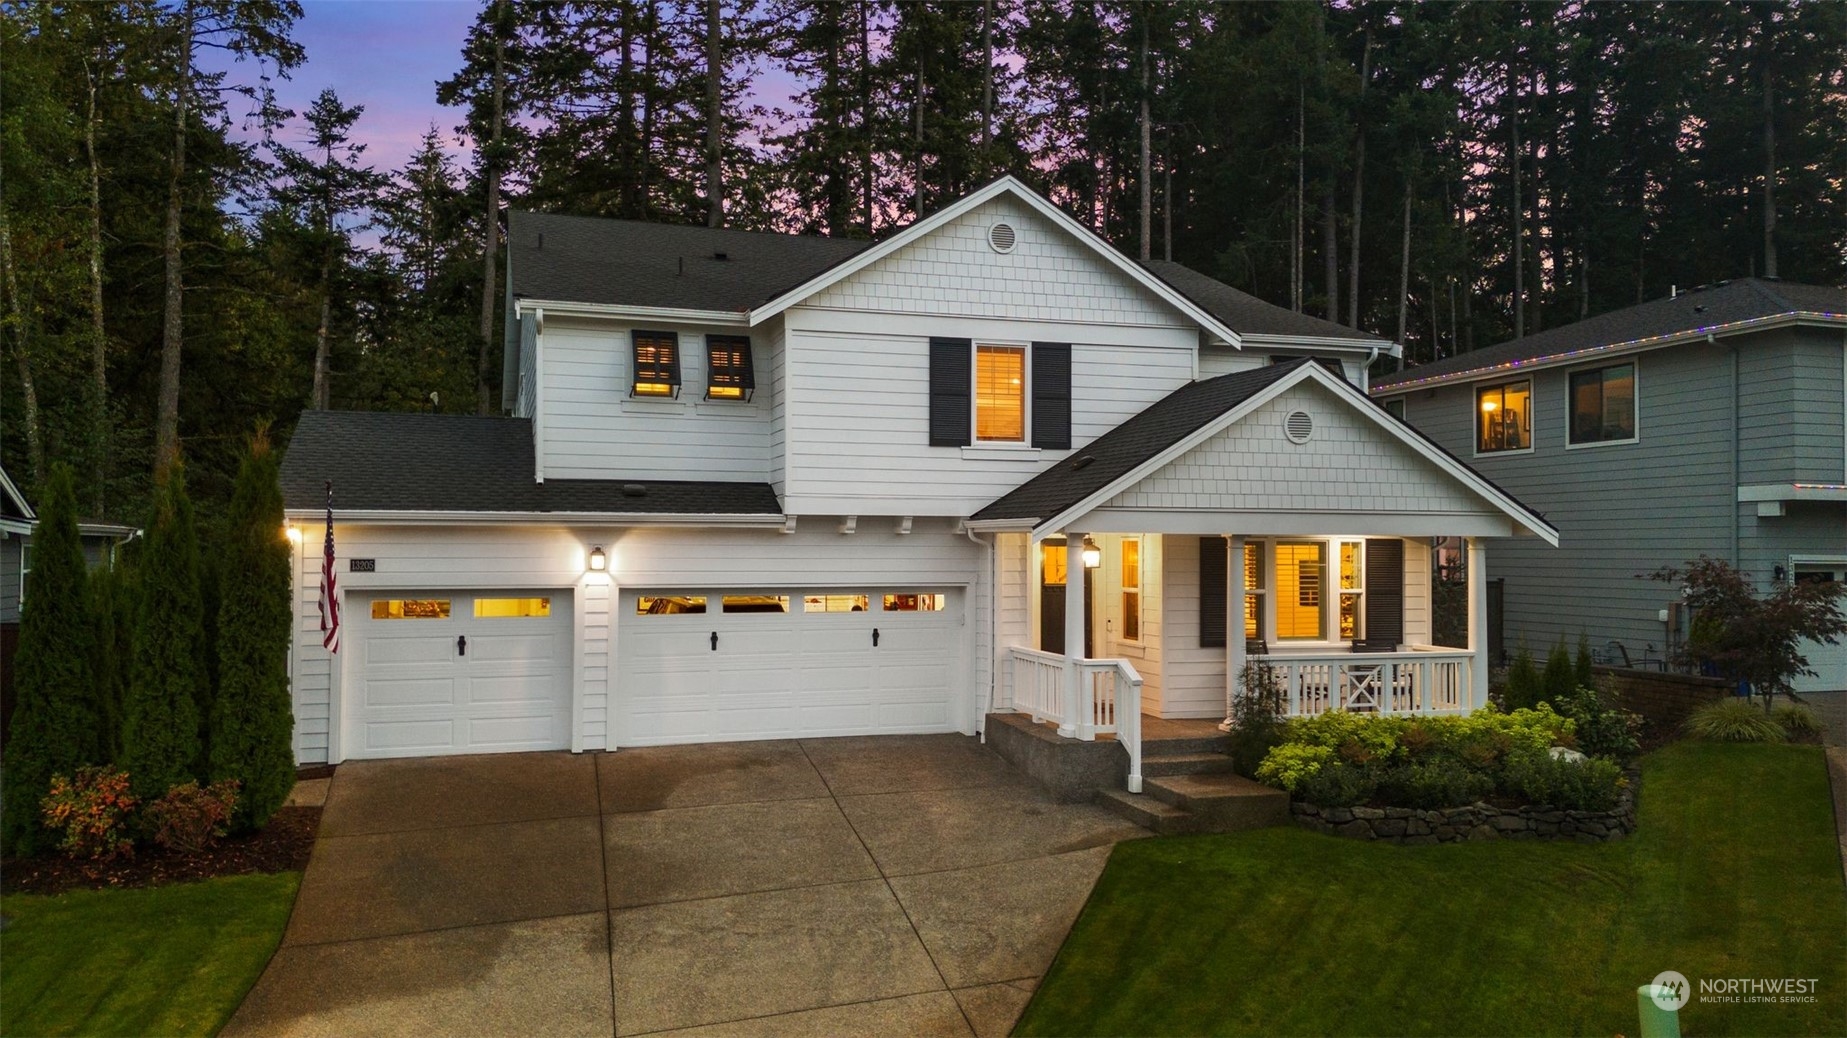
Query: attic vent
713 251 729 261
1283 411 1314 444
622 483 647 497
988 222 1017 254
1071 454 1096 470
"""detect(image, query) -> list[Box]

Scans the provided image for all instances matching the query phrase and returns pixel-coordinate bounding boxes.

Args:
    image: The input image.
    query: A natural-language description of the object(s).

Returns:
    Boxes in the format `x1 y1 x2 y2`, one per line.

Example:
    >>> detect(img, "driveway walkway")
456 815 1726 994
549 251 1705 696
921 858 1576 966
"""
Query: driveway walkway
225 735 1148 1037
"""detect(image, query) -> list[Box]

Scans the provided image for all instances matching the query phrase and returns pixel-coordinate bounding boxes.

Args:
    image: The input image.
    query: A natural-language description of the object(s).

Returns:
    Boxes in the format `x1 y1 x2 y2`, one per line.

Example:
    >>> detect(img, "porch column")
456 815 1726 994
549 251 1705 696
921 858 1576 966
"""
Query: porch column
1222 534 1246 730
1467 537 1489 711
1061 529 1087 738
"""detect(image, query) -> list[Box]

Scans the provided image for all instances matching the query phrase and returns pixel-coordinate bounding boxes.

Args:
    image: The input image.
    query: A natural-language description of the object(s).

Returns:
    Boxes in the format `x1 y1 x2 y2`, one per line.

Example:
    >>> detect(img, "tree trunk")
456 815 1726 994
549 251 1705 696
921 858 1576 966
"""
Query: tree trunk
477 0 505 415
1293 81 1304 313
1509 64 1524 340
858 1 872 234
0 205 43 485
1138 17 1151 262
310 244 333 409
84 52 110 515
1322 188 1339 322
914 54 924 218
155 0 193 480
1396 179 1412 349
1760 7 1777 279
1345 26 1371 330
1163 148 1173 262
980 0 992 169
638 2 657 221
704 0 723 228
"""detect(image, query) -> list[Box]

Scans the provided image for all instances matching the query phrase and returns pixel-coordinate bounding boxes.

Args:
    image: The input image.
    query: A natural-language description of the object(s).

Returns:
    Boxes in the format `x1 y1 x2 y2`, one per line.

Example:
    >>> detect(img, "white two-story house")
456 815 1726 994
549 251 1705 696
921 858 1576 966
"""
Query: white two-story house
280 177 1557 784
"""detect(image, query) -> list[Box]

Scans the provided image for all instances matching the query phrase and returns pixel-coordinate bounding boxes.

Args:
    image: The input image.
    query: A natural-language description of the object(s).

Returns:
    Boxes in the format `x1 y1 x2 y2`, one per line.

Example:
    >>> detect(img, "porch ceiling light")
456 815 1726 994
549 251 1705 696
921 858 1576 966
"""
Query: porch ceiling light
1081 537 1102 569
588 545 607 572
1480 399 1498 412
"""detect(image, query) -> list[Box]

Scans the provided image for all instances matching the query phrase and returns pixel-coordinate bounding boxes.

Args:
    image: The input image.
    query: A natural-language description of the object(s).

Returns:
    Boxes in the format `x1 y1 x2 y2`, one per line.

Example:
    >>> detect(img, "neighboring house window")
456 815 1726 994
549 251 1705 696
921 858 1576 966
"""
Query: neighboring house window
631 330 680 397
1568 362 1636 445
1383 397 1406 420
1275 541 1326 640
1121 537 1142 641
18 541 30 605
975 345 1027 442
1338 541 1363 640
706 335 754 400
1476 380 1531 452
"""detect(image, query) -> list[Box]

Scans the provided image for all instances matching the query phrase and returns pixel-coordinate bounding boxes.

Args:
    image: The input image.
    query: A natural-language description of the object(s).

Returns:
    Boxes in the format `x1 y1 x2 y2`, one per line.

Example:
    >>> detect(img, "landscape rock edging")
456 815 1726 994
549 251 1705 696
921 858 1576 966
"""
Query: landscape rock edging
1290 773 1638 844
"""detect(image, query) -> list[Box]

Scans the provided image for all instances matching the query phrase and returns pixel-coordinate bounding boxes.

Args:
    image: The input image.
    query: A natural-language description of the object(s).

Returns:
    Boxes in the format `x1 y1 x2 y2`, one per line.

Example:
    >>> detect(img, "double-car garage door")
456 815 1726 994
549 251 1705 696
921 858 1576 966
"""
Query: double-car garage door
345 587 964 758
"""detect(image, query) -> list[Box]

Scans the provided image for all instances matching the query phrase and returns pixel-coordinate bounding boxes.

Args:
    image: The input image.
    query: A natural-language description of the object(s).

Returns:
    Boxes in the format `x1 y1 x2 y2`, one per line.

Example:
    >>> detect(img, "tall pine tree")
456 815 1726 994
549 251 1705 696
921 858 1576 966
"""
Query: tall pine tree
122 465 205 800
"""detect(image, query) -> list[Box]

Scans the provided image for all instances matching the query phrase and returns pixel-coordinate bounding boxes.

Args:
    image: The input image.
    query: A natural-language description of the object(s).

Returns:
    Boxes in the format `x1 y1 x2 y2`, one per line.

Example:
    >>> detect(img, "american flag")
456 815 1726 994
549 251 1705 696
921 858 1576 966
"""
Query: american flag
319 482 340 653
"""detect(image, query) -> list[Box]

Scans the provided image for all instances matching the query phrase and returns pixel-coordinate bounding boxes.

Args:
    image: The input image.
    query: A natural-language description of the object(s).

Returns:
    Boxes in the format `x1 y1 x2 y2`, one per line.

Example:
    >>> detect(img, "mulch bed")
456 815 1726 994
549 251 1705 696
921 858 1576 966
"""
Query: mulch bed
1 806 321 897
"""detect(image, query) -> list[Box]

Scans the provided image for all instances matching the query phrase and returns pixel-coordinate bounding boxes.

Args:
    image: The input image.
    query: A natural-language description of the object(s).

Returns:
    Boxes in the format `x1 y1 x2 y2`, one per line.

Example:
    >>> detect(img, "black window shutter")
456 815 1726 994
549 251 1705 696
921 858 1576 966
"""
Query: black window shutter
928 337 972 447
1030 342 1072 450
1199 536 1228 648
706 335 754 393
1364 538 1405 646
633 330 681 388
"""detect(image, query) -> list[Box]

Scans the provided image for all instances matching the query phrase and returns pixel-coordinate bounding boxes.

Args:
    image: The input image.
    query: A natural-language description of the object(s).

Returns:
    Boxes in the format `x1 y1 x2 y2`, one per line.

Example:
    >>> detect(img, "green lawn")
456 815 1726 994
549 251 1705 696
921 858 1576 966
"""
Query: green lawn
1019 742 1847 1036
1 871 299 1038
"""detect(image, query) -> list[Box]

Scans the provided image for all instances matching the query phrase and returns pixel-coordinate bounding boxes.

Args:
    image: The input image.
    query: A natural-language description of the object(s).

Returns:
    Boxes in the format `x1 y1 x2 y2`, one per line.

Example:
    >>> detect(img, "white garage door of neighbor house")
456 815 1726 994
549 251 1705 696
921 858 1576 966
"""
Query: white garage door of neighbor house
347 591 573 759
1792 564 1846 694
617 589 964 745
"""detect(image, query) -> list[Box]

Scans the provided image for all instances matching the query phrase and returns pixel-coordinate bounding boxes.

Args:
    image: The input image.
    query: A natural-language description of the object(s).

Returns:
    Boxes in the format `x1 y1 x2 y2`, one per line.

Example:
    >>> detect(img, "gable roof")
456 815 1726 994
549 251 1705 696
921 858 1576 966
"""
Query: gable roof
0 464 33 524
1373 278 1847 392
280 411 781 519
974 359 1557 544
1138 260 1390 346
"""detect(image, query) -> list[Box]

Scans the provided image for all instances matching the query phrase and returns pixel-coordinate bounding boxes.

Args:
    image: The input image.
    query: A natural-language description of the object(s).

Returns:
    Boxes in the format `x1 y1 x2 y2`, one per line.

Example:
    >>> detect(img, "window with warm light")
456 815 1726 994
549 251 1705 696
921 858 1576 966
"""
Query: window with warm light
1041 542 1067 587
883 593 946 612
1475 379 1531 452
474 597 551 618
1275 542 1325 640
974 345 1026 442
632 330 680 397
371 599 452 620
706 335 754 400
1338 541 1363 640
638 595 706 614
804 593 870 612
1244 541 1265 640
1568 363 1635 445
722 594 789 613
1121 537 1142 641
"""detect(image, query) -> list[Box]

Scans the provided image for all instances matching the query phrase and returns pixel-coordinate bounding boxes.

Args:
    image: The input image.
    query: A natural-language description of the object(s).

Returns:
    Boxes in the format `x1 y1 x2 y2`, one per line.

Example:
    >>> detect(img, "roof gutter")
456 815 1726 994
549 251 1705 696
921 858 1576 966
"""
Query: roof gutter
513 297 750 327
1242 333 1399 356
1370 311 1847 394
281 509 789 528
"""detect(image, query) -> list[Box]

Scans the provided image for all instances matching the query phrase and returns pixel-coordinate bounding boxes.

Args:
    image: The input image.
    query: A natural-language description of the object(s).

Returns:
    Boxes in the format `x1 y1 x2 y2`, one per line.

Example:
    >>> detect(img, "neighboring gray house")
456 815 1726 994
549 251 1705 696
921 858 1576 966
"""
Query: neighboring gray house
1372 279 1847 693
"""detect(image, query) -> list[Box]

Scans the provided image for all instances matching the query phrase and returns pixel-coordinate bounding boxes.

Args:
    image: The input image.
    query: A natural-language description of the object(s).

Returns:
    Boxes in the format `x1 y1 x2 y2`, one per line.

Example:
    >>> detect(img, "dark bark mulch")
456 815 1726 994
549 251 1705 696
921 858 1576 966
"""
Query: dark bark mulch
1 806 321 897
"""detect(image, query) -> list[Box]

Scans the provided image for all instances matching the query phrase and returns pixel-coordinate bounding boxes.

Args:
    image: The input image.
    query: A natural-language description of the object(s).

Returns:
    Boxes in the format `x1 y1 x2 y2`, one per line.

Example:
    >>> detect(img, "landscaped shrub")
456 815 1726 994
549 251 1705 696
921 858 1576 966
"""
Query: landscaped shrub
1685 698 1786 743
3 465 100 856
1226 660 1287 777
1282 711 1410 762
1540 639 1577 704
1574 632 1595 688
1551 682 1642 763
144 781 241 856
209 434 297 832
1502 647 1542 710
1254 743 1336 792
1296 761 1378 808
40 767 138 860
1375 759 1496 810
1256 706 1577 799
1772 704 1824 738
122 469 206 801
1498 749 1624 811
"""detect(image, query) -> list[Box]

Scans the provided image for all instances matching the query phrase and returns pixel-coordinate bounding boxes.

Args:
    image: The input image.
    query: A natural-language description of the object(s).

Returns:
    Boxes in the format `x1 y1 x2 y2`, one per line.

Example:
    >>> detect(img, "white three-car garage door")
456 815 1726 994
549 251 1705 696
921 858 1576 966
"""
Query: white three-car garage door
616 589 964 745
346 591 573 758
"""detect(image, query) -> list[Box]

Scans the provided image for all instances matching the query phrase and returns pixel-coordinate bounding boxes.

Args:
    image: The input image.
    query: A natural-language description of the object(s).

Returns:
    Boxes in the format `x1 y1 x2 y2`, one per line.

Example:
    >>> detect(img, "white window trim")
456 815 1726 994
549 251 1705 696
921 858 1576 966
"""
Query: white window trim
972 340 1031 446
1472 378 1535 458
1563 360 1640 450
1337 538 1365 643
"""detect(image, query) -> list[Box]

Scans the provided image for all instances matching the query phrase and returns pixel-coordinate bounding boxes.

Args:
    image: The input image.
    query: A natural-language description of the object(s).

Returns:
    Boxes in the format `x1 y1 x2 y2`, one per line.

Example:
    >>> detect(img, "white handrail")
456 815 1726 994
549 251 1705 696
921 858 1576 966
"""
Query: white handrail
1254 650 1473 716
1007 648 1144 793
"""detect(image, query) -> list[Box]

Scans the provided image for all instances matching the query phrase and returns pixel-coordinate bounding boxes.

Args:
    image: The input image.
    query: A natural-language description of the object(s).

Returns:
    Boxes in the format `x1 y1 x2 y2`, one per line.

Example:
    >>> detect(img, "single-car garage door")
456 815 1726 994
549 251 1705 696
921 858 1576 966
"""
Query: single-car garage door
1792 563 1846 694
618 589 964 745
346 590 573 759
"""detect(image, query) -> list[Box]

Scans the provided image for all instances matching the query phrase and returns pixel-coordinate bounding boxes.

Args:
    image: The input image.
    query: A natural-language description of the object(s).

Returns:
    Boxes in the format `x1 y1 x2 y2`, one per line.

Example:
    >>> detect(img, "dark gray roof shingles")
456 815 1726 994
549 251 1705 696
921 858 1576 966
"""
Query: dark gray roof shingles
280 411 781 515
1373 278 1847 390
973 362 1306 523
1140 260 1388 343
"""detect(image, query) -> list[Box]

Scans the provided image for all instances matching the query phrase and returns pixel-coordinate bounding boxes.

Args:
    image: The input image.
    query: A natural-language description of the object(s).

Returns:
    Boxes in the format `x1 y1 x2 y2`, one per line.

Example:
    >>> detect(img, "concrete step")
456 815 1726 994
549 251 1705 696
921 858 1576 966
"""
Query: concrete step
1141 732 1233 756
1144 773 1291 832
1095 788 1198 835
1141 751 1239 778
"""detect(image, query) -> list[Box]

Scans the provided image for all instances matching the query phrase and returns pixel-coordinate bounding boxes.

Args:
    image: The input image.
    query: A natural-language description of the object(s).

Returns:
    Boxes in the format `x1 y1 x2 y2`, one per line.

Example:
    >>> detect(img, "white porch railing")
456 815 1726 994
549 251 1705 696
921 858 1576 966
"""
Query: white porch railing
1257 649 1473 717
1008 647 1145 793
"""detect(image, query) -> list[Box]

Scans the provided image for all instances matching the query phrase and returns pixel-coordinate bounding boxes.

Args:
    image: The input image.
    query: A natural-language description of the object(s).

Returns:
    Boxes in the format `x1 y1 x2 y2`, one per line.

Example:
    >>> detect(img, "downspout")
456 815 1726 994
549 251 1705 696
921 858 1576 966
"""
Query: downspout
1362 344 1382 391
965 523 997 741
1721 333 1739 569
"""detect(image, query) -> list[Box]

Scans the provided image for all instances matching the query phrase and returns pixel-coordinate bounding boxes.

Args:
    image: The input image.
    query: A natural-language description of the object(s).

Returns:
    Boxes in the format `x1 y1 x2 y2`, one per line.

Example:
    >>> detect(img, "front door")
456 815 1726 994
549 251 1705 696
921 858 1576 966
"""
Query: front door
1039 539 1093 657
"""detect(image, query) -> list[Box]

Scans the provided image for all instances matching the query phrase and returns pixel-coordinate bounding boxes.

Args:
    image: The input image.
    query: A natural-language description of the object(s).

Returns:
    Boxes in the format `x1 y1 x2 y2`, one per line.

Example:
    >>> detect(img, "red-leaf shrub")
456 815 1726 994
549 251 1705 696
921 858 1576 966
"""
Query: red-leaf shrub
40 767 138 861
145 780 241 856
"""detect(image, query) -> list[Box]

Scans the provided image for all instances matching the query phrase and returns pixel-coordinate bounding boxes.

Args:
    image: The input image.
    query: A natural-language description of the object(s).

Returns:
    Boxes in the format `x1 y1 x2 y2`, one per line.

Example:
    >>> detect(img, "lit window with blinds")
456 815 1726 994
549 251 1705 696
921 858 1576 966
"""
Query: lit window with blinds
1275 541 1326 640
632 330 680 397
706 335 755 400
974 345 1026 442
1244 541 1264 641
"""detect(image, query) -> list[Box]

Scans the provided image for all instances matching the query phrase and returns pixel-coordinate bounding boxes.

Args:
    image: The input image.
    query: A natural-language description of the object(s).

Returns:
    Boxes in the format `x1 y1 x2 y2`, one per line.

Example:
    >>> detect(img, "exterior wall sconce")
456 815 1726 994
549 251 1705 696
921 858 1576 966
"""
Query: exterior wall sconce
589 546 607 572
284 525 302 545
1773 564 1786 582
1081 536 1102 569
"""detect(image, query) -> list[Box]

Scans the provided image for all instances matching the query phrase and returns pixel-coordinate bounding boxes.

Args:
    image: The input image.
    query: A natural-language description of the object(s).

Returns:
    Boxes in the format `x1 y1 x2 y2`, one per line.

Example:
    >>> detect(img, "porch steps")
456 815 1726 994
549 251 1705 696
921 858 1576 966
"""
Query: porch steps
1096 771 1291 835
1095 788 1200 835
1140 750 1239 778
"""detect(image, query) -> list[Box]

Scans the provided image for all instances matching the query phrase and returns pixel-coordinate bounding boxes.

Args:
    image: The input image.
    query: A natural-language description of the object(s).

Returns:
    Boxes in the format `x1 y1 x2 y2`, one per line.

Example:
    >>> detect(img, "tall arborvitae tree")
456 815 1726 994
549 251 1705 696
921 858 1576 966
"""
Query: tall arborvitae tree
1 466 99 856
90 556 130 765
209 433 295 831
122 466 205 800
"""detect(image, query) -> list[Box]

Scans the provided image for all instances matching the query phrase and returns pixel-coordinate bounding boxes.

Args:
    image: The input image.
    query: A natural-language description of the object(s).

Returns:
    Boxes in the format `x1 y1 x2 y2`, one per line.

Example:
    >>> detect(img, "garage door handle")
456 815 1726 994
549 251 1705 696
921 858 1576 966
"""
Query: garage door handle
872 627 880 647
710 631 718 651
457 635 467 656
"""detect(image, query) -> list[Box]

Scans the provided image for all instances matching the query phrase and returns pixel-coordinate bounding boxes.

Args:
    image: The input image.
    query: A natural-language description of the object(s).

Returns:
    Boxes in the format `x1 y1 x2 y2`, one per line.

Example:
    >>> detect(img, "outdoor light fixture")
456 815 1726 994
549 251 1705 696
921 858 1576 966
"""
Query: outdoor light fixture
284 524 301 545
1481 399 1498 412
1081 537 1102 569
589 546 607 572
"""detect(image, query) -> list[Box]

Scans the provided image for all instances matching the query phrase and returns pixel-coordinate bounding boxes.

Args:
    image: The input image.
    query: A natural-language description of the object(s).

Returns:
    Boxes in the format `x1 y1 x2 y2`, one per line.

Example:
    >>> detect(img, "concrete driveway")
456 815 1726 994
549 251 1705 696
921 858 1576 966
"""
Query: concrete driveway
226 734 1148 1037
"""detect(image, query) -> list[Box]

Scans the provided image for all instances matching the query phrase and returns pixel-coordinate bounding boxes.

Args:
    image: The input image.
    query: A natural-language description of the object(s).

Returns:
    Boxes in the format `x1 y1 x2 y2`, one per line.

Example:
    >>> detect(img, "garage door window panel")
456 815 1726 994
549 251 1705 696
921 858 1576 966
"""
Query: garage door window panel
474 597 551 618
722 594 790 613
371 599 452 620
638 595 708 615
805 594 870 613
882 593 946 612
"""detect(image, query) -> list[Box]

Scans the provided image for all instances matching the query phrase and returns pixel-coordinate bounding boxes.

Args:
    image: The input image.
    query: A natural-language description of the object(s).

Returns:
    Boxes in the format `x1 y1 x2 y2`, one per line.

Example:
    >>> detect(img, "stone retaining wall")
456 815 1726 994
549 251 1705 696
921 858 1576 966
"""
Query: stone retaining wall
1291 779 1637 844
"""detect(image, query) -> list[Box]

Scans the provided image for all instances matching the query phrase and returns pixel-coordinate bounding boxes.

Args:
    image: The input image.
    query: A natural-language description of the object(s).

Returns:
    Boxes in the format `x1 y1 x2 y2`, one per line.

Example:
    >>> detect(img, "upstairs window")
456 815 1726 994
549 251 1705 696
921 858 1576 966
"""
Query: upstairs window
706 335 755 401
1475 379 1531 453
975 345 1026 442
632 330 680 397
1568 363 1635 445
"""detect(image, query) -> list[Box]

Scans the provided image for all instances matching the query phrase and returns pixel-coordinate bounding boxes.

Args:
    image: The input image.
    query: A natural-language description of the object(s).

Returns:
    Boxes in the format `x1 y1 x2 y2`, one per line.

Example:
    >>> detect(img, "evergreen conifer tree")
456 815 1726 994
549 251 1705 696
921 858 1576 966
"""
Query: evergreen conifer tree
121 467 205 800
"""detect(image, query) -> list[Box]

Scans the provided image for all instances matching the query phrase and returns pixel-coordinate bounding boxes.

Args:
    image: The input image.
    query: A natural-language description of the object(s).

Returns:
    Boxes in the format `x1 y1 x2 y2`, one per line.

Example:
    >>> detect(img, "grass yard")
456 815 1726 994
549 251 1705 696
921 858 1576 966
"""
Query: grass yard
1 871 299 1038
1018 742 1847 1036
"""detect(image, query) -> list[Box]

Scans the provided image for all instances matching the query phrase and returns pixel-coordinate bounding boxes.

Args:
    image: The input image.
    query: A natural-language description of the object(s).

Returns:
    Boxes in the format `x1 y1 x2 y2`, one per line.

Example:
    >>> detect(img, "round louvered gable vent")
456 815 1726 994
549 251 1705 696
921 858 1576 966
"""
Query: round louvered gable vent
1283 411 1314 444
988 222 1017 253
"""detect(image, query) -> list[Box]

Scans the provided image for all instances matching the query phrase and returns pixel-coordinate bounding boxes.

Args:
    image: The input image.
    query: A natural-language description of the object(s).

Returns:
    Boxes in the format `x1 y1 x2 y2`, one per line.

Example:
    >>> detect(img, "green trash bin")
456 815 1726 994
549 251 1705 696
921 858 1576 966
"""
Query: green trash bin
1638 985 1682 1038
